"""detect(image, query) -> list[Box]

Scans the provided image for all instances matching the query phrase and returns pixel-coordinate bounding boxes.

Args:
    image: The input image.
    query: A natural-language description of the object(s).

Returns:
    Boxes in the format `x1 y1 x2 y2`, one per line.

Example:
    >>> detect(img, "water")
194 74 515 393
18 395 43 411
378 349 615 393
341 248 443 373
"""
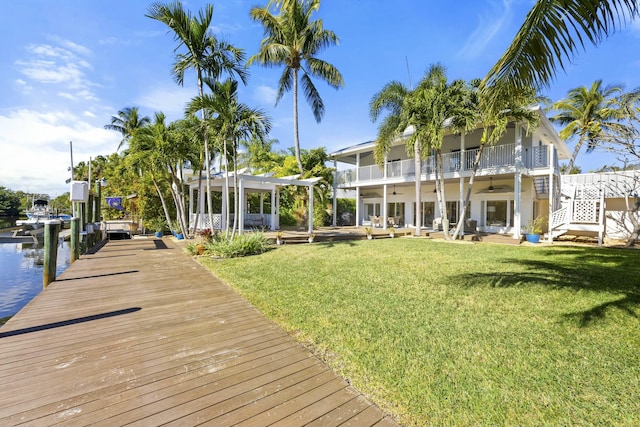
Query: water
0 238 71 318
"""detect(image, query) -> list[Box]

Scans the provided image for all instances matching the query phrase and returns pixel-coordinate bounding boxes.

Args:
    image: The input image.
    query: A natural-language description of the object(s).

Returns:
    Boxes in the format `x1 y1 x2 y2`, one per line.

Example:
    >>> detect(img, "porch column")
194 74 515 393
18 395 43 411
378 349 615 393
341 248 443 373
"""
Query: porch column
355 187 360 227
548 144 555 243
383 154 388 179
459 177 465 235
260 193 264 215
276 188 281 230
188 185 194 229
514 125 523 239
308 186 314 234
332 159 338 226
238 178 245 235
221 181 227 231
270 188 276 230
355 153 361 228
383 184 388 230
460 133 466 171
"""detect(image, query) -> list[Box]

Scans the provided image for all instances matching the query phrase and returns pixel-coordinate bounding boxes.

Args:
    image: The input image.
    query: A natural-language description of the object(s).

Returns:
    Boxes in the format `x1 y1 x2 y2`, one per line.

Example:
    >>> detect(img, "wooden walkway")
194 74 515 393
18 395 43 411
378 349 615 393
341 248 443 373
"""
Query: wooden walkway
0 238 398 427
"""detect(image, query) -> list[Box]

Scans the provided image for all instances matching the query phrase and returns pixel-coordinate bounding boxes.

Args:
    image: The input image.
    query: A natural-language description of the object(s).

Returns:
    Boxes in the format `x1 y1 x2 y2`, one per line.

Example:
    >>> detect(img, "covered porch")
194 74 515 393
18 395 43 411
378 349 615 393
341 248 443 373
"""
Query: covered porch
188 171 320 235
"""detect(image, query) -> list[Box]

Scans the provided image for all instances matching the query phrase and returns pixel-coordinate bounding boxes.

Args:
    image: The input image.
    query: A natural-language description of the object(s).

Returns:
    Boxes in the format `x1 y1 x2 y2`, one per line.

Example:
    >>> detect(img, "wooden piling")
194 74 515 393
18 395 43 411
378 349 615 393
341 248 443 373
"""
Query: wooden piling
43 220 61 288
70 217 80 263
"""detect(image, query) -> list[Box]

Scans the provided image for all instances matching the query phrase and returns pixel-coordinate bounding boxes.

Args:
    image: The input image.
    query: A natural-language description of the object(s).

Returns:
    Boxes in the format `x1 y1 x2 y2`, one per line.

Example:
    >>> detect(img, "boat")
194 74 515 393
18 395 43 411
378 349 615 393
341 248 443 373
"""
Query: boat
15 199 57 229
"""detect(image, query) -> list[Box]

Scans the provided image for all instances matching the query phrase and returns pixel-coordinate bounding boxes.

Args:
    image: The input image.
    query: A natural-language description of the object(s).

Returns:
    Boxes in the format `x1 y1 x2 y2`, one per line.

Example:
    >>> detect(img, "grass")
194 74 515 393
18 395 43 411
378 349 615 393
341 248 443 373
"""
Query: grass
199 238 640 426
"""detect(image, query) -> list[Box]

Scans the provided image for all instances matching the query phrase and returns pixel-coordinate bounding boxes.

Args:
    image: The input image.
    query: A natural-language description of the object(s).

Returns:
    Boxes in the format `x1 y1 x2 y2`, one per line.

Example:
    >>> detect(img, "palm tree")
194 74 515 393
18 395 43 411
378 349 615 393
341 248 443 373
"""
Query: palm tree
483 0 639 110
450 82 541 240
128 112 195 237
187 78 271 236
409 66 471 239
147 1 247 233
248 0 344 174
104 107 150 151
370 64 468 238
369 80 412 230
549 80 630 172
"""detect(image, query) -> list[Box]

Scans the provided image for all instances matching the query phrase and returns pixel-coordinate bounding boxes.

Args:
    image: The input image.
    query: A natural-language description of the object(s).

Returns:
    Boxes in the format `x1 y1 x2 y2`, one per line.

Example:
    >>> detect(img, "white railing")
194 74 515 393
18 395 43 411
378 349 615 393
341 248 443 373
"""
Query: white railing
335 143 560 187
550 207 568 230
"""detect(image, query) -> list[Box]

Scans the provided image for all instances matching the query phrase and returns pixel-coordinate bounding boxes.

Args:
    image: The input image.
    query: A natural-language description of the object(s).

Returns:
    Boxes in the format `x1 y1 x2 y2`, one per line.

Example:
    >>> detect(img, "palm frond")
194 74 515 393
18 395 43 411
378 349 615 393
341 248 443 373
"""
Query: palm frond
484 0 639 95
300 73 324 122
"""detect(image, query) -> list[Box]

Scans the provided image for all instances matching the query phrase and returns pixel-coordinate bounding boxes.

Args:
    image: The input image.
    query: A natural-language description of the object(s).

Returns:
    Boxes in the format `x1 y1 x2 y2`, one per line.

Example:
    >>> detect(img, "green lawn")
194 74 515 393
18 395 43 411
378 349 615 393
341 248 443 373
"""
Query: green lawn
199 238 640 426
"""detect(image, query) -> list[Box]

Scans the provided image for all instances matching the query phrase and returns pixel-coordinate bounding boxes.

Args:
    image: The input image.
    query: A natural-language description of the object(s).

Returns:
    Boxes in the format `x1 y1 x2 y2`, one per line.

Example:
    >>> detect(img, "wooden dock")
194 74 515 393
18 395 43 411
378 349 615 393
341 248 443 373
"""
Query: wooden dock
0 237 398 426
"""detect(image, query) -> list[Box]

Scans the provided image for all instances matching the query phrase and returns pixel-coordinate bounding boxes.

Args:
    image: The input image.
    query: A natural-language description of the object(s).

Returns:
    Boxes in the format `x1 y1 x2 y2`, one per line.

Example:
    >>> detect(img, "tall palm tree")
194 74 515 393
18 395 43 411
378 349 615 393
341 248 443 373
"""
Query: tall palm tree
483 0 639 110
187 78 272 236
104 107 150 151
370 64 468 238
248 0 344 174
450 82 541 240
409 66 470 239
147 1 247 233
549 80 629 172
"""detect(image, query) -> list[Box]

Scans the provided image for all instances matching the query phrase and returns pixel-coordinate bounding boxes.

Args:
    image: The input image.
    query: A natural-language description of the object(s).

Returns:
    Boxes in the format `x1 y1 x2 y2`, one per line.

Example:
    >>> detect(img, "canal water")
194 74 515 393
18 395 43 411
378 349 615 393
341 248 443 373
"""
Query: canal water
0 217 72 319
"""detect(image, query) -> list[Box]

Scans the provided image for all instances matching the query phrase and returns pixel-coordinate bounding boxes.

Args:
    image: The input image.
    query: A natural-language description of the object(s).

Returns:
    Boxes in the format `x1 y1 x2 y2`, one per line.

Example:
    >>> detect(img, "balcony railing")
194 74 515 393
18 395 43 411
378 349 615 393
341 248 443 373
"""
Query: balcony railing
336 144 552 186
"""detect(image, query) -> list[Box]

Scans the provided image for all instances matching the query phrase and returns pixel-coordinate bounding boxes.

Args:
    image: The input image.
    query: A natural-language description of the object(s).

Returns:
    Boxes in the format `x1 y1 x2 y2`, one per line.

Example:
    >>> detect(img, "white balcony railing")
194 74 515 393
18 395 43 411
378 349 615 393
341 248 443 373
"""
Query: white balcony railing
335 144 553 187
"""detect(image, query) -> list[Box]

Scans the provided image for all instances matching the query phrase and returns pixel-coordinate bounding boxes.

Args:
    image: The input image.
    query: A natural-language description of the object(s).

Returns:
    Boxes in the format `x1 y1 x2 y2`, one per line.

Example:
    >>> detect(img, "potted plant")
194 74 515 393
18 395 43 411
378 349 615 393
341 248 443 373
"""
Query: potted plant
365 226 373 240
389 227 395 238
146 217 166 238
308 232 315 243
526 217 544 243
276 231 283 245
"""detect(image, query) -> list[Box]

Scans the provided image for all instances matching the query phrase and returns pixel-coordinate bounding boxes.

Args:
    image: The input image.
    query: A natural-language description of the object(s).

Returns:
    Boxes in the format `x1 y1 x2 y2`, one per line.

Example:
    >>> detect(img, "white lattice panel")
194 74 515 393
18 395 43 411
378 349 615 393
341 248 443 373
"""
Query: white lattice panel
576 184 600 199
573 200 598 223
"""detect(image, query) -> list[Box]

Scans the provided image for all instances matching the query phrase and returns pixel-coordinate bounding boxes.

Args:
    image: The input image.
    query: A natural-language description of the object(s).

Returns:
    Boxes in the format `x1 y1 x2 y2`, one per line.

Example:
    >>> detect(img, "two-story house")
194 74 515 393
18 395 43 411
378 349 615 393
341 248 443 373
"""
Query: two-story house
329 106 572 240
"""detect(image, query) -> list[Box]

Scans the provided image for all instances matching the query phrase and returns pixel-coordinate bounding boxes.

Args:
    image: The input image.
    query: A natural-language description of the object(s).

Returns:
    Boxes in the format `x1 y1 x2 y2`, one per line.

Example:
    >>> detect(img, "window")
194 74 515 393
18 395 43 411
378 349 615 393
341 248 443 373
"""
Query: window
485 200 508 227
387 202 405 225
364 203 381 217
445 201 470 224
422 202 435 226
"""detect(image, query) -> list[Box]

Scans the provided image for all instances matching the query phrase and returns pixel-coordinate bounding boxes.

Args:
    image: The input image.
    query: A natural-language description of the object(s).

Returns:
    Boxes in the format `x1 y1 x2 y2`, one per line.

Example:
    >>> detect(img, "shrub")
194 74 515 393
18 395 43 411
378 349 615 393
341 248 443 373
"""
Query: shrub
204 232 271 258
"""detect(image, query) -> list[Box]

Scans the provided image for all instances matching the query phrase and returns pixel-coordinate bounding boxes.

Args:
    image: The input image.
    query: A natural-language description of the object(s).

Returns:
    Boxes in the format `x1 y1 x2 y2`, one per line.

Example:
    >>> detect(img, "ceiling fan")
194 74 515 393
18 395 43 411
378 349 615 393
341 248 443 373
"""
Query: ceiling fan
392 185 404 195
487 177 509 192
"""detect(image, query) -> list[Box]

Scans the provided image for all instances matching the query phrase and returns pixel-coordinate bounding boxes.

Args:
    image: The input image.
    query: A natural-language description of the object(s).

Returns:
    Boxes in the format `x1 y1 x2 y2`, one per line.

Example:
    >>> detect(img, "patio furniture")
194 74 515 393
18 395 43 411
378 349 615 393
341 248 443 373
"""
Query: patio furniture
369 215 382 227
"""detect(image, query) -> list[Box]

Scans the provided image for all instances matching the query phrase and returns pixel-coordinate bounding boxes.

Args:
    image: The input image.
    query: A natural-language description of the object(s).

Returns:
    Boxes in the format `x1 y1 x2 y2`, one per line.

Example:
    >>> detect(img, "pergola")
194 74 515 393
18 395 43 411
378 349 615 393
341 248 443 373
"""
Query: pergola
187 170 321 234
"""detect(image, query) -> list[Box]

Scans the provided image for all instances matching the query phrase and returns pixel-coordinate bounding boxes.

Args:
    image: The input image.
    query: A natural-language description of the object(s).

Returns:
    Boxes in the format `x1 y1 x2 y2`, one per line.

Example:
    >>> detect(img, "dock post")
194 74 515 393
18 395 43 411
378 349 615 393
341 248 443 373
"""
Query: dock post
71 217 81 263
43 220 61 288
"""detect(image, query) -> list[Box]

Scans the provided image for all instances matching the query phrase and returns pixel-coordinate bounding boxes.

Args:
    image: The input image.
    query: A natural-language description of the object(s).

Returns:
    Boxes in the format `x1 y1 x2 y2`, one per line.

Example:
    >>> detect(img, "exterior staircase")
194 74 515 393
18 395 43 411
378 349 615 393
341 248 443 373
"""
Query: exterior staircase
547 181 605 246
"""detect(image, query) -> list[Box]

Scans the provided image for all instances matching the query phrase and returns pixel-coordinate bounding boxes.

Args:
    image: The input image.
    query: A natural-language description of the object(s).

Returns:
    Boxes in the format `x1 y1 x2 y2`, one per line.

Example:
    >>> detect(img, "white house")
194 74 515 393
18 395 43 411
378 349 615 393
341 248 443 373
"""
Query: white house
329 107 572 240
329 106 640 246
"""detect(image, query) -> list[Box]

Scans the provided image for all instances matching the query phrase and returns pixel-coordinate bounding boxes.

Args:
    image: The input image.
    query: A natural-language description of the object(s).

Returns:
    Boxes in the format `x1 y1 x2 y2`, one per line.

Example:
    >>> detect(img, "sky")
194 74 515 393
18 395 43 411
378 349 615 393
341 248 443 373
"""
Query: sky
1 0 639 197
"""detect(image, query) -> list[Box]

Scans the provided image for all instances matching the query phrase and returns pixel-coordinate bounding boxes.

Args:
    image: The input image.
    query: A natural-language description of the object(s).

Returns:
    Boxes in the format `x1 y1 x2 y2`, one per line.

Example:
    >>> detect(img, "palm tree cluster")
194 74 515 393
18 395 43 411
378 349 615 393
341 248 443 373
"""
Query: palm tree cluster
101 0 343 238
370 65 541 240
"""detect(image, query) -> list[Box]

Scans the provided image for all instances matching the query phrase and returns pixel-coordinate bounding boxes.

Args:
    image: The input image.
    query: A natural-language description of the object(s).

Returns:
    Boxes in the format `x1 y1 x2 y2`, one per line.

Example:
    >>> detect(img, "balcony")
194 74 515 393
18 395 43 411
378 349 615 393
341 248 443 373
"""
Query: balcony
336 144 552 187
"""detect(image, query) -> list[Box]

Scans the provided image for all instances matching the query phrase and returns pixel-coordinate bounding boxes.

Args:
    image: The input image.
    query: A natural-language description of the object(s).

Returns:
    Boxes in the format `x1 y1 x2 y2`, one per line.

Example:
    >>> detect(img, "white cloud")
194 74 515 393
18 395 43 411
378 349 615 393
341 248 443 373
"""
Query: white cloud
15 79 32 92
457 0 515 60
15 39 101 104
253 85 278 106
83 111 97 118
0 109 118 196
136 84 195 120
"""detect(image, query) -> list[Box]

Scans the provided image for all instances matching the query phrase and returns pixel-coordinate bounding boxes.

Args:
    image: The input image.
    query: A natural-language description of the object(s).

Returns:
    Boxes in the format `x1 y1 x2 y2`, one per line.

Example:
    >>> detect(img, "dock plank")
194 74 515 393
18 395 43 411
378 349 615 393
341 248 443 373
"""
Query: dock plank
0 238 399 426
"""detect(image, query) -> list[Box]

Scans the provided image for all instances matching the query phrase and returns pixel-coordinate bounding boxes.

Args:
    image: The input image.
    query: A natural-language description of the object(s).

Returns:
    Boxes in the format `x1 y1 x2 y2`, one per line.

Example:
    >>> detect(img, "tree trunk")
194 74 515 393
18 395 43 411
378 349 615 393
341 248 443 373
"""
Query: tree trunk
191 160 204 233
625 194 639 247
565 134 587 174
414 142 422 237
292 68 304 175
451 143 485 240
197 68 215 233
224 139 231 237
231 140 239 239
435 150 450 240
151 173 172 234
